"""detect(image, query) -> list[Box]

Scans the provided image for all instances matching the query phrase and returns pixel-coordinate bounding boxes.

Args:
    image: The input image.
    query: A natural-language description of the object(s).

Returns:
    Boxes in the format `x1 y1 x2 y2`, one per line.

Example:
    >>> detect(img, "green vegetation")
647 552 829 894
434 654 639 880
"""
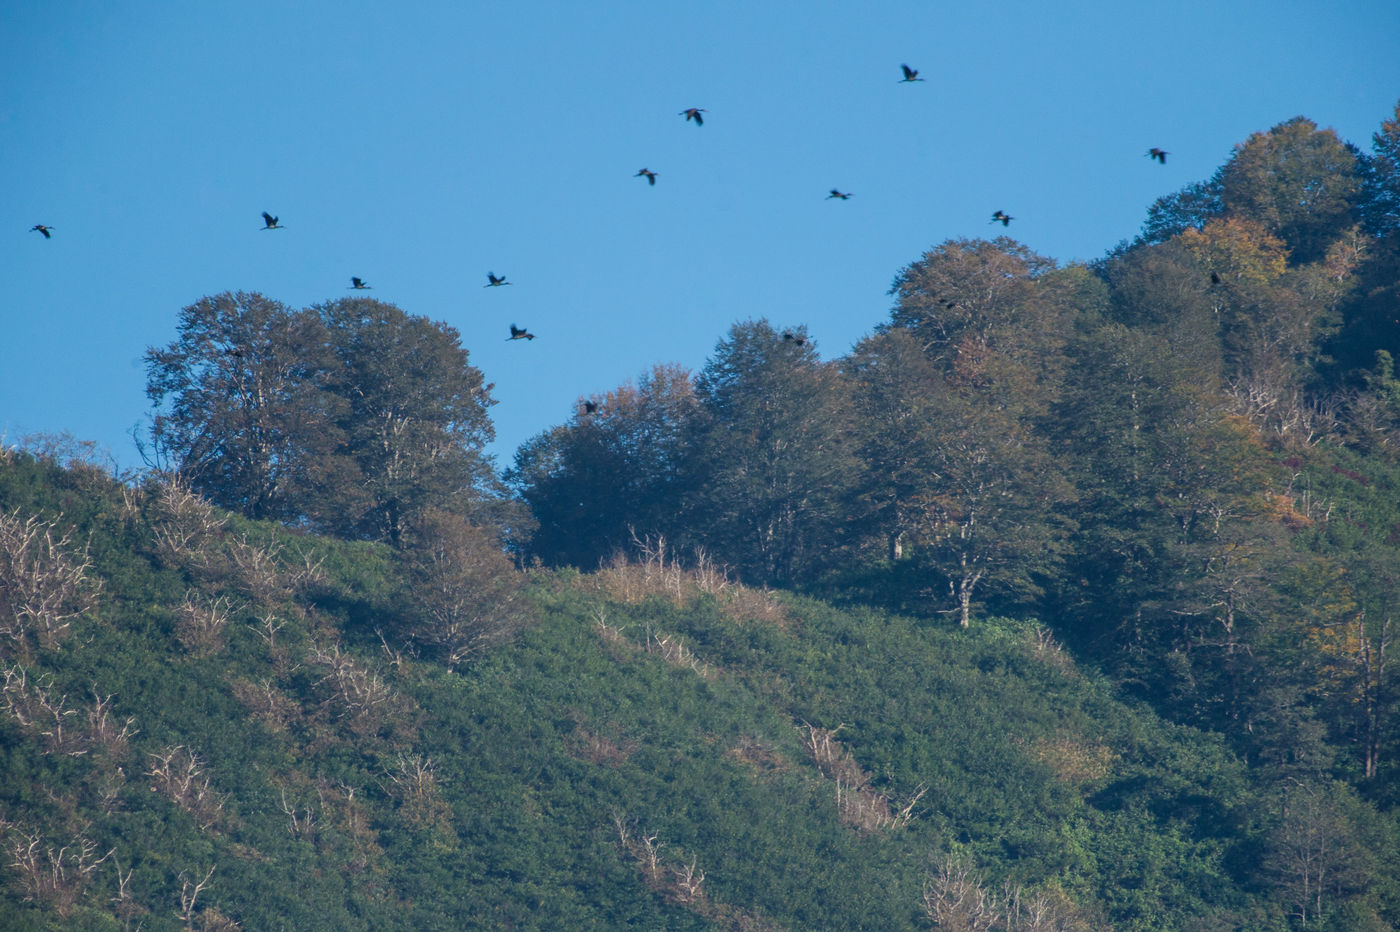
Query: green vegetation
4 103 1400 929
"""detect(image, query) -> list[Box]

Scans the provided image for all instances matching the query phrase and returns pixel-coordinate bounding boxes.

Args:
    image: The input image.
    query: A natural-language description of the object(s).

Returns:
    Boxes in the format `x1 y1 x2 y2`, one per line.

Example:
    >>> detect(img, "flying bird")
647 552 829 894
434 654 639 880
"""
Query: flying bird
581 400 598 415
680 107 706 126
1148 147 1169 164
261 212 282 230
782 331 807 346
507 324 535 341
30 224 52 238
635 168 658 185
991 210 1013 226
827 189 853 200
1210 270 1222 285
485 272 512 287
900 64 924 83
350 277 372 290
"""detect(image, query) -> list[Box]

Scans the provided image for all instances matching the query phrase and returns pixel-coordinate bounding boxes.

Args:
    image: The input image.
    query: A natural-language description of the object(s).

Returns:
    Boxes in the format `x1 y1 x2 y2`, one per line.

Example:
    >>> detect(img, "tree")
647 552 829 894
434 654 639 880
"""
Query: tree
146 294 500 544
1219 116 1361 265
1358 99 1400 238
398 508 527 669
1139 179 1225 245
1052 312 1293 729
685 320 860 585
844 328 944 563
314 298 499 545
508 363 696 568
1176 217 1354 437
886 237 1069 419
914 395 1074 628
877 239 1078 625
145 292 353 523
1262 780 1375 928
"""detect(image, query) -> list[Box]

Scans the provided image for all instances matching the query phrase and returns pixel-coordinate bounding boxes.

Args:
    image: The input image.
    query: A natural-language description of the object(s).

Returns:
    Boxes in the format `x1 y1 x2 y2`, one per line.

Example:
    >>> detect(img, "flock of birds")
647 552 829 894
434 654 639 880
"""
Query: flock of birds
25 64 1172 421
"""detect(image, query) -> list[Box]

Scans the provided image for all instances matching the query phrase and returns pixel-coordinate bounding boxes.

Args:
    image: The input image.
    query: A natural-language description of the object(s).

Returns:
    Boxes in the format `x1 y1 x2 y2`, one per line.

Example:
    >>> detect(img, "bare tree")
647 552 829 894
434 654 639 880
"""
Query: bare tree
4 824 113 918
175 591 238 656
922 857 1000 932
308 639 394 728
383 754 452 830
146 474 226 569
0 508 101 658
147 746 226 831
176 864 216 927
398 509 527 670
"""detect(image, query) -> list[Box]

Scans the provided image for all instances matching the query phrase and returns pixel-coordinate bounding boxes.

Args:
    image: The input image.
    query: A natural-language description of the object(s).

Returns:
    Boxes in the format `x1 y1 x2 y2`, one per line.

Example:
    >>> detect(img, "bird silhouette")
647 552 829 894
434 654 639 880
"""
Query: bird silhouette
581 400 598 415
508 324 535 341
900 64 924 83
485 272 512 287
827 189 853 200
261 212 282 230
991 210 1013 226
1210 270 1222 285
782 331 807 346
350 277 372 290
680 107 706 126
1148 147 1169 164
636 168 658 185
30 224 52 239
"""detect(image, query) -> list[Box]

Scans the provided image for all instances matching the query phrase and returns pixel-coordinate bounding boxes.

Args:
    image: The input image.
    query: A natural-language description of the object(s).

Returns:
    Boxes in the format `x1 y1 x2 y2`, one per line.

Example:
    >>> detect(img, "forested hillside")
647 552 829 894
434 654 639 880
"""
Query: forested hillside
2 105 1400 929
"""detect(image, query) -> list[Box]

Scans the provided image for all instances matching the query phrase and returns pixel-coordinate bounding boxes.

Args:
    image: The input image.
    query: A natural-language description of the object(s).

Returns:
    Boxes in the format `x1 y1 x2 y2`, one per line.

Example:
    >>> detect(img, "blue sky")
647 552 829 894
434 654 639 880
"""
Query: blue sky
3 1 1398 474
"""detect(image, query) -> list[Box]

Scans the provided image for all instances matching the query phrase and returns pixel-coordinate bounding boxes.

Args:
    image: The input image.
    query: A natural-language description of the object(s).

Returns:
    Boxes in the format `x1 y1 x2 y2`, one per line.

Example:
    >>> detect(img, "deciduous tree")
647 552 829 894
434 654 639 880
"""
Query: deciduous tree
685 321 859 585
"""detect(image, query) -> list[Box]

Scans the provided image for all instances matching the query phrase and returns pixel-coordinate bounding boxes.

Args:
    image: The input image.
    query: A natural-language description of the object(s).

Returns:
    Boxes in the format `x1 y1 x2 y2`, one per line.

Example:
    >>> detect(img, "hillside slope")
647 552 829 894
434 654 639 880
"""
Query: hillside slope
0 451 1386 930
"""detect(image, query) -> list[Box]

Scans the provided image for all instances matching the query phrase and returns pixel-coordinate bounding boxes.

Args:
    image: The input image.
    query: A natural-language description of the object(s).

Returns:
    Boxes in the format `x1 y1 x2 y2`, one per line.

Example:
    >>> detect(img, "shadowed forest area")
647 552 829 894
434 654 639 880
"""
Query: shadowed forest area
3 106 1400 929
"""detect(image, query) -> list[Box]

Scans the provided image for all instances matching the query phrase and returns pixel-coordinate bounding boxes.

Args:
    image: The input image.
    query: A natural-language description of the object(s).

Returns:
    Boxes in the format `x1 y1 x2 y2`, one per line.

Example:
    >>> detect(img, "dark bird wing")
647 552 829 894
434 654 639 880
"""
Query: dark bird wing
901 64 917 80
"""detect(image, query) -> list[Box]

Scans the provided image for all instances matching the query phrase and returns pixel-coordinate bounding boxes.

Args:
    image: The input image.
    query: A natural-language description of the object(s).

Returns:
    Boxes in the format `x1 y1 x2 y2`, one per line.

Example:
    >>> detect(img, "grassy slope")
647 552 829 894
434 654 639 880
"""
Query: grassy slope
0 454 1282 930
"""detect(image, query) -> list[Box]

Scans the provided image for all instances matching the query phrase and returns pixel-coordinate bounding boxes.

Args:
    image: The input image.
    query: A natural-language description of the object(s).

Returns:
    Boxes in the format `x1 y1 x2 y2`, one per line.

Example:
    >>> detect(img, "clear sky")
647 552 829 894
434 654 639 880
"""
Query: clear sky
3 1 1398 474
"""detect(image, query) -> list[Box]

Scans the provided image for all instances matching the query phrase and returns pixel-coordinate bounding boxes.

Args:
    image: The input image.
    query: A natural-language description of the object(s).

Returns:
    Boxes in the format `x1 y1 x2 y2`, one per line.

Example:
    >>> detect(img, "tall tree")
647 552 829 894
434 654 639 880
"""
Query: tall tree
147 294 499 543
843 328 944 563
685 321 860 585
1359 99 1400 239
314 298 498 545
508 363 696 568
144 292 354 523
1219 116 1361 266
878 239 1079 625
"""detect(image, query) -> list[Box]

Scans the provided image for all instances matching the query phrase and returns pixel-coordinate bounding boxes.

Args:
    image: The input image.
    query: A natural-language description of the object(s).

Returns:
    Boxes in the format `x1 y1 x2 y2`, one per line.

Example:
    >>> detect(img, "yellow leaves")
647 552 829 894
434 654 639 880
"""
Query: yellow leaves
1178 217 1288 287
1259 490 1311 531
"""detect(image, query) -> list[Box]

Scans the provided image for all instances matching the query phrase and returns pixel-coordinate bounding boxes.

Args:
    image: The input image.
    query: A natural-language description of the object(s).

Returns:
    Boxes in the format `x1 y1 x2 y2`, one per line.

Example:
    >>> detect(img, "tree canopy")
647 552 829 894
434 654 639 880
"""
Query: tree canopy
145 293 499 545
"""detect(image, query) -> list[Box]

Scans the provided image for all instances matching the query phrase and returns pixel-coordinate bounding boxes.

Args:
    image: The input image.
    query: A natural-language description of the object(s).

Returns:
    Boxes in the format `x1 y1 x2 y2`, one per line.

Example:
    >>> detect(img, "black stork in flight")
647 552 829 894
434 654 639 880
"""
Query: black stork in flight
991 210 1013 227
30 224 52 238
635 168 658 186
827 189 853 200
782 331 807 346
900 64 924 83
261 212 282 230
350 277 372 290
679 107 706 126
485 272 512 287
1148 147 1169 164
507 324 535 341
581 400 598 415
